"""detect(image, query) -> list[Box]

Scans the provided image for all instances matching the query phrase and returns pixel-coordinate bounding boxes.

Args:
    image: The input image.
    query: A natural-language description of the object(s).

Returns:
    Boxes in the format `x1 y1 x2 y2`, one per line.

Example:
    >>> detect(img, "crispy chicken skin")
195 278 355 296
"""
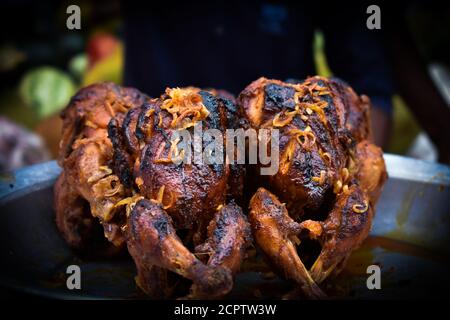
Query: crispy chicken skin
55 84 251 299
110 87 250 298
55 82 149 249
127 199 250 298
249 188 325 299
108 88 246 229
239 76 387 298
55 76 386 299
195 201 252 274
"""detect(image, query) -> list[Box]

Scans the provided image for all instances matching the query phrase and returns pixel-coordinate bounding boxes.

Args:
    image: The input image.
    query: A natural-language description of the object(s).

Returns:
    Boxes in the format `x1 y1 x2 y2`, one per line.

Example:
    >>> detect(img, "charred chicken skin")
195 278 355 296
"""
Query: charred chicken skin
55 82 149 250
55 83 251 299
55 76 387 299
238 77 387 298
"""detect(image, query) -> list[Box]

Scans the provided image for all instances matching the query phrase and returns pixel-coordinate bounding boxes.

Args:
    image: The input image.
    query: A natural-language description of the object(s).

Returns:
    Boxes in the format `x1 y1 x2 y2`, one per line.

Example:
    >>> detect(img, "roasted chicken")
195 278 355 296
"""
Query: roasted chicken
55 82 149 250
55 76 387 300
238 76 387 298
55 84 251 299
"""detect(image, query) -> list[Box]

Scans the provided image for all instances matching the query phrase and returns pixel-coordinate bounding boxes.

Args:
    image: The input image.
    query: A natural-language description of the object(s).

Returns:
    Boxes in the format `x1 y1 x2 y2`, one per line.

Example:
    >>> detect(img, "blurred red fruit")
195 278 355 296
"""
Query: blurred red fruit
87 33 118 68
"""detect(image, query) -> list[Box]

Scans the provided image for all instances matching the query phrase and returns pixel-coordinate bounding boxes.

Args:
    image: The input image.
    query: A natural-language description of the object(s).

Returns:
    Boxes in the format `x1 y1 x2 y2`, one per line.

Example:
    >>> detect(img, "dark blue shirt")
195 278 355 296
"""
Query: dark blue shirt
123 1 393 115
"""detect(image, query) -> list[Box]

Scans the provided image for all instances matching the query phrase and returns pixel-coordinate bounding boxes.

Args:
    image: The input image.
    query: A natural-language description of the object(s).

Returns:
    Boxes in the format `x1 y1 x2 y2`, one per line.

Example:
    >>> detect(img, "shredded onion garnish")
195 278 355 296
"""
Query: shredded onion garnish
151 185 174 209
341 167 350 183
105 92 129 114
280 139 297 174
289 128 316 149
352 200 369 213
316 101 329 109
104 176 123 197
300 220 323 239
309 82 320 91
72 137 108 151
319 149 331 165
342 184 350 195
154 137 185 164
113 194 144 218
85 120 98 129
87 166 112 183
135 176 144 188
306 103 328 124
141 109 155 139
333 179 343 194
105 101 115 117
116 104 129 113
270 81 330 130
312 170 327 185
272 110 297 127
146 108 155 117
161 88 209 129
91 175 123 199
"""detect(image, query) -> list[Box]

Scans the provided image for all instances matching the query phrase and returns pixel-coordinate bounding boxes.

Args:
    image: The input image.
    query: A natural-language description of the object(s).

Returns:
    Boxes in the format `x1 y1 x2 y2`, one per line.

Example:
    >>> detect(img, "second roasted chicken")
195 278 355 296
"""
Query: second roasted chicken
238 76 387 298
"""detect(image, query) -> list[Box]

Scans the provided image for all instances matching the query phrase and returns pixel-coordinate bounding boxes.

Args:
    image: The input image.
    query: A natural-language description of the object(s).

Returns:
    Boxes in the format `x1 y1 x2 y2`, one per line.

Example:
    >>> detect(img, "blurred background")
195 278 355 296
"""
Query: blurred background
0 0 449 173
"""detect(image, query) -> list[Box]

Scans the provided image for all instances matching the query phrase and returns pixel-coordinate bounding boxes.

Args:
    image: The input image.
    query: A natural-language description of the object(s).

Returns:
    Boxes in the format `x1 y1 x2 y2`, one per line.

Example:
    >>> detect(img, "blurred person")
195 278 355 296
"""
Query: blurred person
122 1 394 148
0 117 50 172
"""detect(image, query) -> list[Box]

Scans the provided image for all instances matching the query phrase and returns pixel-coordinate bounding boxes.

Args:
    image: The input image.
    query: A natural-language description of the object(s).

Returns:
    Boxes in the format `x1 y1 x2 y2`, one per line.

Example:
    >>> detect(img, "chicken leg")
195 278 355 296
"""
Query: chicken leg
126 199 244 299
309 185 373 283
249 187 326 299
195 201 252 276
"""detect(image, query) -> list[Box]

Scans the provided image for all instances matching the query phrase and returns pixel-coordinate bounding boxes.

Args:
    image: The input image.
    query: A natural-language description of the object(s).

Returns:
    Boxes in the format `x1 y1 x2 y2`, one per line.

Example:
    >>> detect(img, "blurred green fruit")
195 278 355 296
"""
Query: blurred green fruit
19 66 76 118
68 53 88 80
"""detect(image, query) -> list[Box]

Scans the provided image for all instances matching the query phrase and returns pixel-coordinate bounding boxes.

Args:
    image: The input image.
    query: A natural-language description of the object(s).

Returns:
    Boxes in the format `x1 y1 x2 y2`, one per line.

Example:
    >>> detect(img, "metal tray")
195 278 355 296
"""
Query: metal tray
0 154 449 299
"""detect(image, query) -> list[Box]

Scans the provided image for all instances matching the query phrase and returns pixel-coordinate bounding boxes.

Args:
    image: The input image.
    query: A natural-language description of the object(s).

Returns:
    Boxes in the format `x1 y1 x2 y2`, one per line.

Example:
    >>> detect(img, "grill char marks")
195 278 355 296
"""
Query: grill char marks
264 83 297 111
55 83 149 251
328 77 371 142
240 77 387 299
238 76 374 211
56 84 251 299
304 77 346 178
197 202 252 274
54 79 387 299
214 94 246 203
110 87 242 230
237 78 294 127
199 91 226 175
135 102 158 143
199 91 221 130
122 106 142 156
108 117 135 189
57 82 148 163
